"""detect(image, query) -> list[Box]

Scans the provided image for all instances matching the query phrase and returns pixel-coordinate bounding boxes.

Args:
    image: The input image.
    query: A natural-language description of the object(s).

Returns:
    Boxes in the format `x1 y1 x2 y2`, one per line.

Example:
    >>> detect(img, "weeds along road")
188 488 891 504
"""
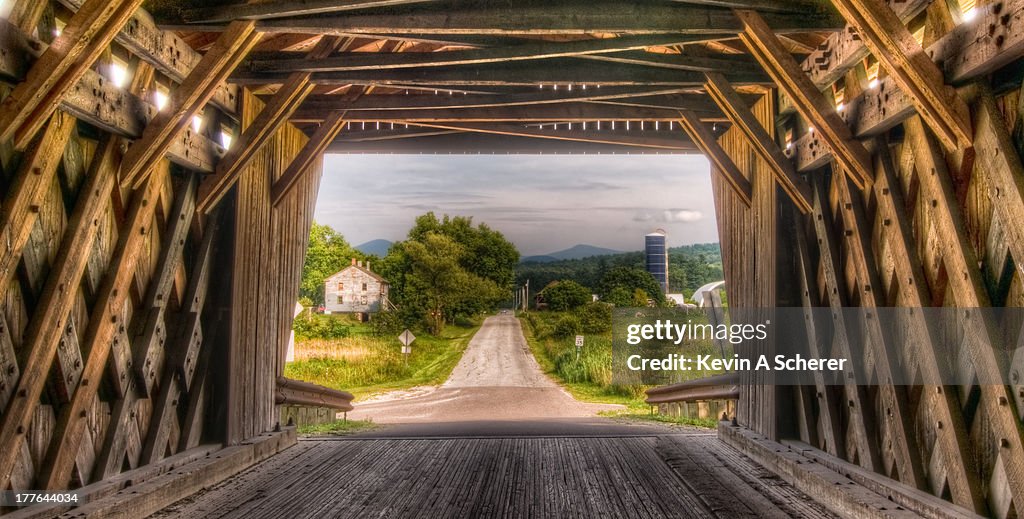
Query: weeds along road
347 315 620 426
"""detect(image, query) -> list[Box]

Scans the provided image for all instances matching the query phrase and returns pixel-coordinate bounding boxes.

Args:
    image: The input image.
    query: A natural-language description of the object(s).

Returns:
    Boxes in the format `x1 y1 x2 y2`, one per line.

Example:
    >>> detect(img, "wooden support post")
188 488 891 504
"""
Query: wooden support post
33 158 172 490
8 0 49 33
869 140 985 512
196 36 344 214
829 168 925 490
0 0 144 150
735 9 873 189
270 111 348 207
0 134 122 490
0 110 75 300
904 116 1024 513
828 0 971 151
703 72 811 213
120 20 261 189
677 110 752 207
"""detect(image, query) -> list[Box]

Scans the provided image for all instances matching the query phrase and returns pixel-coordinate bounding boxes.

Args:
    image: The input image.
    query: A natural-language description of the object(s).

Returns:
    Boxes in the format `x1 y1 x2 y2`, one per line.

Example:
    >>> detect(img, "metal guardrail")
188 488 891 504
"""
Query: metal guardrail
275 376 355 412
644 373 739 405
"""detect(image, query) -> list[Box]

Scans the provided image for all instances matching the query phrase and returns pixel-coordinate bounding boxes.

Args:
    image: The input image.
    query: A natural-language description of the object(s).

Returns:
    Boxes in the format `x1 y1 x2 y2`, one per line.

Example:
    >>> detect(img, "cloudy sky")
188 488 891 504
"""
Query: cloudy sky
315 154 719 256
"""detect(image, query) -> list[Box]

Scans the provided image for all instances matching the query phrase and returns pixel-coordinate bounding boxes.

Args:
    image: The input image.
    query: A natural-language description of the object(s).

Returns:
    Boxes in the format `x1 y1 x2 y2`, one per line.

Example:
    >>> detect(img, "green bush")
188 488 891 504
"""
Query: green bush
553 314 582 338
292 314 353 340
369 311 405 336
577 303 611 334
544 280 592 311
453 315 476 328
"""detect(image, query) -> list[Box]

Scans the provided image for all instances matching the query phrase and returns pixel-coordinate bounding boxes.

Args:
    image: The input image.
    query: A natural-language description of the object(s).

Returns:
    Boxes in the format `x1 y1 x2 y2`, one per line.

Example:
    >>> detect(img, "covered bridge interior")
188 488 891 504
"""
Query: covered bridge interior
0 0 1023 517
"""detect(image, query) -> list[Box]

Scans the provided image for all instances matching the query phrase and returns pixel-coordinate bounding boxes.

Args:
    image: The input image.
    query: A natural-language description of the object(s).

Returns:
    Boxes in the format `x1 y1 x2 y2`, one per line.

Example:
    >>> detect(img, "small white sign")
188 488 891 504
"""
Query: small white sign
401 345 412 355
399 329 416 347
575 335 584 348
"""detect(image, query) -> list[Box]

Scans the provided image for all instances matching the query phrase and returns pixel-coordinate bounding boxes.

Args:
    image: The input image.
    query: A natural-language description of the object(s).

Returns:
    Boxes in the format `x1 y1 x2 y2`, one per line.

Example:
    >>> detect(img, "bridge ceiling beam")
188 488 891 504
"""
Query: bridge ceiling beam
398 121 698 151
703 71 811 213
289 103 728 123
198 36 346 214
828 0 972 150
678 109 752 207
236 2 843 36
233 58 771 86
286 88 730 113
120 20 262 189
246 35 753 73
736 9 873 188
0 0 144 150
183 0 439 23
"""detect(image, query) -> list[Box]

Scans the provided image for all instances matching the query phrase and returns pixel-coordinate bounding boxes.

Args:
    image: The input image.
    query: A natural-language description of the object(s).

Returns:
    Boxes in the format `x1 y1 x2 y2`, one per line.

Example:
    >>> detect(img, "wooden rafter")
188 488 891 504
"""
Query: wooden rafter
0 0 144 150
184 0 437 23
249 3 843 35
401 121 698 151
290 103 724 123
702 72 811 213
270 111 348 207
247 36 740 73
197 36 346 214
735 9 873 188
677 110 752 207
828 0 971 150
120 20 261 189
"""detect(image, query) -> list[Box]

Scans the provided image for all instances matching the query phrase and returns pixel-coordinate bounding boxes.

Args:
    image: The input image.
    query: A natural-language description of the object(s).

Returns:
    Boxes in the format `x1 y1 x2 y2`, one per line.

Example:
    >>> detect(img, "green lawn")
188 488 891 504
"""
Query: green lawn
284 320 480 400
298 419 377 436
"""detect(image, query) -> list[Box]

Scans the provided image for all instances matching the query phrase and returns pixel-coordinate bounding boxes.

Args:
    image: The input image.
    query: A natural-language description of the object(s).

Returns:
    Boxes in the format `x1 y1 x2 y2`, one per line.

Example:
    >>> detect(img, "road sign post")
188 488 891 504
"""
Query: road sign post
575 335 584 360
399 329 416 366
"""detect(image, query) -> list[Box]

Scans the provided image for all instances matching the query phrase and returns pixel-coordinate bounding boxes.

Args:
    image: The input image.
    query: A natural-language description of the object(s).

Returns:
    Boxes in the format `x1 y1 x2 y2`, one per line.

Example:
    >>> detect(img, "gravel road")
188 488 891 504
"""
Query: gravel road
347 315 620 423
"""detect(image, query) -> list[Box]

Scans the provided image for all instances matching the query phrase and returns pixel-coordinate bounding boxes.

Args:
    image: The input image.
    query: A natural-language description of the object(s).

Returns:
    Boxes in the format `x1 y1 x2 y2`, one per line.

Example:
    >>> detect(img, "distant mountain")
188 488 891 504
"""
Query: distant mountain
522 244 622 263
355 239 393 257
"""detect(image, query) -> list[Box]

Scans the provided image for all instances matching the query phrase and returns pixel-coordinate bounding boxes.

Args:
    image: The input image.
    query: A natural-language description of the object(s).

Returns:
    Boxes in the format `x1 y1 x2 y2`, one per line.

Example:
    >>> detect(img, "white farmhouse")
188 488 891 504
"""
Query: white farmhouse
324 259 390 314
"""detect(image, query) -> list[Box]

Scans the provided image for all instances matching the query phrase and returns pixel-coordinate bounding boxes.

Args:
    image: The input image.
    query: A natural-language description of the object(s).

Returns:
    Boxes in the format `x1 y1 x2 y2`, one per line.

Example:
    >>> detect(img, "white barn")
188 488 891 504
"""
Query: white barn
324 259 390 314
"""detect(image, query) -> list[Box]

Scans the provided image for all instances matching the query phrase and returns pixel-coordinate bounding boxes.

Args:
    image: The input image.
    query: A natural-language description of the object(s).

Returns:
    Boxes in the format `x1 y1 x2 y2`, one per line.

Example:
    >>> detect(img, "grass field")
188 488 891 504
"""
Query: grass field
284 319 480 400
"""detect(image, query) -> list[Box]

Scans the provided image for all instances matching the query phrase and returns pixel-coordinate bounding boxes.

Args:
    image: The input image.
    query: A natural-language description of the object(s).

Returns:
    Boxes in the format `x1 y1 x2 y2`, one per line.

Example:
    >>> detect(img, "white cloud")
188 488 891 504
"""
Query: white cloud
663 209 703 223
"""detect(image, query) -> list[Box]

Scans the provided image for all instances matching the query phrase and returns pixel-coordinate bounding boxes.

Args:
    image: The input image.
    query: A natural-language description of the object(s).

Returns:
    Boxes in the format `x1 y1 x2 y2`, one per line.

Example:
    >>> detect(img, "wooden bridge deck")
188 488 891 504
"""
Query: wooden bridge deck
148 426 836 519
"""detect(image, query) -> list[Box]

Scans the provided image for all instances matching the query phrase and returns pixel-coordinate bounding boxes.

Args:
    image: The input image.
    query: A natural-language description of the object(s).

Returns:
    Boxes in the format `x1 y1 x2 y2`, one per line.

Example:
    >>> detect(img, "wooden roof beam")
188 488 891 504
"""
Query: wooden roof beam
271 111 348 206
398 121 699 151
120 21 261 189
670 0 835 14
736 9 873 188
250 3 844 35
828 0 972 150
247 35 735 73
234 59 769 87
0 0 144 150
289 103 722 123
678 110 752 207
184 0 438 23
703 71 811 213
197 36 346 214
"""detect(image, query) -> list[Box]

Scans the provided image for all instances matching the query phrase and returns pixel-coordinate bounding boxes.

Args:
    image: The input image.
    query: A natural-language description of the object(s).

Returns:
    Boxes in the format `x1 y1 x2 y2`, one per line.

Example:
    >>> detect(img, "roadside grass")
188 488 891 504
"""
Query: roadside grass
519 312 649 411
284 319 481 400
598 410 718 429
298 419 377 436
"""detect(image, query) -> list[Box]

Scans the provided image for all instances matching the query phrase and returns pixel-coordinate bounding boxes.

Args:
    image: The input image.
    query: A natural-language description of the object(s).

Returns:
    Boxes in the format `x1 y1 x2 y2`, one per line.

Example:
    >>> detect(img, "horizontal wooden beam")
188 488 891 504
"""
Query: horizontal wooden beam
289 88 723 114
326 130 697 154
184 0 437 23
792 0 1024 170
275 377 354 412
400 121 699 151
246 35 731 73
0 0 144 149
235 59 769 87
249 3 844 35
58 0 239 115
291 103 721 123
0 19 221 172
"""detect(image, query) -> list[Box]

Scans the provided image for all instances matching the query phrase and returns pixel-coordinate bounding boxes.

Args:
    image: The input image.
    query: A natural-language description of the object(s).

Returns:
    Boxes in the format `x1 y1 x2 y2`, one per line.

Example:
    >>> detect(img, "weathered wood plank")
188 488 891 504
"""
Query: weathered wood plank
185 0 438 23
678 109 752 207
270 111 346 207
